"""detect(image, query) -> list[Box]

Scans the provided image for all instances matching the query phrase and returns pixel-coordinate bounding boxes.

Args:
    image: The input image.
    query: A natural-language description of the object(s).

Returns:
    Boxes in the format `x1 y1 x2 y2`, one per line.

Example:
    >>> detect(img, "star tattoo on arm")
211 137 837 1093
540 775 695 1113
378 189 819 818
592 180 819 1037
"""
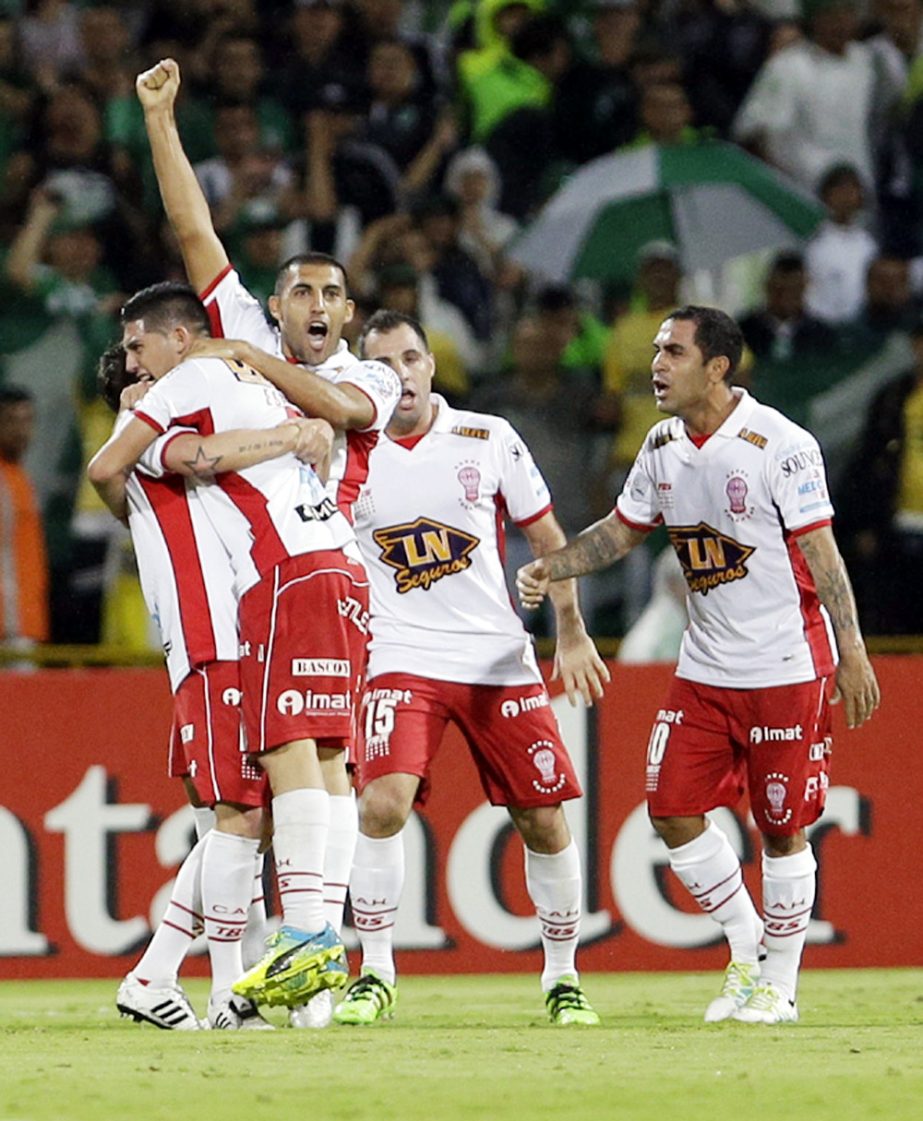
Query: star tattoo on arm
182 444 223 478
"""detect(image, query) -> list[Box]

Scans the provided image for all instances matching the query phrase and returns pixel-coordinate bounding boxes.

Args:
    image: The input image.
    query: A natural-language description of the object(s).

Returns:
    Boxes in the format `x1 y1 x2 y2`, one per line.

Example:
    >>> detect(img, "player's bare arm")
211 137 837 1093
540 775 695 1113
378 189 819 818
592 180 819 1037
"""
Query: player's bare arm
136 58 229 293
186 337 374 429
163 419 330 480
796 525 881 729
87 415 160 519
520 512 610 706
517 511 645 609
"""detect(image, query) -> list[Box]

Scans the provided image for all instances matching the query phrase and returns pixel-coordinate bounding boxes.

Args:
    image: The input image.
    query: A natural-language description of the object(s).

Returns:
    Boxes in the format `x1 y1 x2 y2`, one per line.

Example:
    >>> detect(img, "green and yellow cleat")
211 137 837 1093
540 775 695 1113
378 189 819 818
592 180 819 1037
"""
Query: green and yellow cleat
232 923 348 1009
545 977 600 1026
332 970 397 1025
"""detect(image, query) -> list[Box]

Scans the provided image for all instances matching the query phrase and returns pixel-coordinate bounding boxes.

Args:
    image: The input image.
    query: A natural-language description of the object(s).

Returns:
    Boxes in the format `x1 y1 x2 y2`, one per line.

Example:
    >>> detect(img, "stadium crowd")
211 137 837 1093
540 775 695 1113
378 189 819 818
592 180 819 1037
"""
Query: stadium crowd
2 0 923 652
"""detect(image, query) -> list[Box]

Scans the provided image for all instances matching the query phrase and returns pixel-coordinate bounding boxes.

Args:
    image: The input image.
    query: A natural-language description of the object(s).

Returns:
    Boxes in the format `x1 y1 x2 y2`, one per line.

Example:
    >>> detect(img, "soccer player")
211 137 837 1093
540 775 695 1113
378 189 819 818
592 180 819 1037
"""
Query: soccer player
93 342 333 1030
325 309 610 1026
89 284 382 1011
137 60 401 1024
517 305 881 1024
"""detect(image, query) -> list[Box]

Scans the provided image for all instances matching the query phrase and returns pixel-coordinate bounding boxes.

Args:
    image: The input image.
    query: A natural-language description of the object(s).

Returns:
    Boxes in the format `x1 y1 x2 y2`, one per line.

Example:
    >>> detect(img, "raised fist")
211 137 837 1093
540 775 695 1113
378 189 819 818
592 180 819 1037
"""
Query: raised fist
136 58 181 110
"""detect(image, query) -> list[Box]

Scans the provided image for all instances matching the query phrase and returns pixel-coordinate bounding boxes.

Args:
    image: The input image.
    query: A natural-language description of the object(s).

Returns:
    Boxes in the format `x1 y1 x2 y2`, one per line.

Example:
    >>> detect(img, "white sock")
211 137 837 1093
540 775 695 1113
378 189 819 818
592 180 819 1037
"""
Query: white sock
668 821 763 964
350 832 404 985
272 788 329 933
324 793 359 933
134 834 207 984
192 806 216 841
242 852 268 969
524 840 583 992
760 845 817 1001
201 830 260 999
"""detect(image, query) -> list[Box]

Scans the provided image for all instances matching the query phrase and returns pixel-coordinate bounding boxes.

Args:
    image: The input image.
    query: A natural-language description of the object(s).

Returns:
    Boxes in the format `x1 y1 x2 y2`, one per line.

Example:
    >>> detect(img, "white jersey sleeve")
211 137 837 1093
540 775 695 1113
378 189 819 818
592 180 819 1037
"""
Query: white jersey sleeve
495 420 553 526
767 431 834 532
335 359 401 433
199 265 280 354
134 359 216 435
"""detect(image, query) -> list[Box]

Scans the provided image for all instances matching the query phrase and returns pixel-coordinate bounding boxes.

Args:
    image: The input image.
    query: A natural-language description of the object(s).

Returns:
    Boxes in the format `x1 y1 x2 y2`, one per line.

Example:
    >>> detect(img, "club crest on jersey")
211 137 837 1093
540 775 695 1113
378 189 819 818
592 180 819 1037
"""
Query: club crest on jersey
668 522 756 595
373 517 480 593
724 470 754 522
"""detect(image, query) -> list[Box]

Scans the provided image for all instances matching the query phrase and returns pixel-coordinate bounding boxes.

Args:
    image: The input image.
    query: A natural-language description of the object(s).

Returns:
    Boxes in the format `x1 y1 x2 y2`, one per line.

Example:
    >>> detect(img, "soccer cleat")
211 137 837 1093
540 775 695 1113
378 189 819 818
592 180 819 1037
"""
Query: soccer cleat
704 961 760 1023
207 993 275 1030
232 922 348 1008
332 970 397 1025
733 982 799 1024
545 977 600 1026
116 973 203 1030
289 989 335 1029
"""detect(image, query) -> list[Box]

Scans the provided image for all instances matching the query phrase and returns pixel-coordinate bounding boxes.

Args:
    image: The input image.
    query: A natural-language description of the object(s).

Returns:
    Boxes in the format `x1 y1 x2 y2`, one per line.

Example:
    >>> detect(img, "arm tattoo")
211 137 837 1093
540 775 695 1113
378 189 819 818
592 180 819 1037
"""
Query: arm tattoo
182 444 223 479
546 518 627 581
798 534 860 639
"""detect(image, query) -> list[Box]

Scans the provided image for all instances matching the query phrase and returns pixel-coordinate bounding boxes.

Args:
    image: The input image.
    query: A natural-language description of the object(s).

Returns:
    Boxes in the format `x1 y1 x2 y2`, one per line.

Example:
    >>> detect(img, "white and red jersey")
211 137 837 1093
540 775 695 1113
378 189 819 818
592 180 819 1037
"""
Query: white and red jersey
200 266 400 519
616 388 837 688
134 355 356 598
354 396 552 685
120 414 239 693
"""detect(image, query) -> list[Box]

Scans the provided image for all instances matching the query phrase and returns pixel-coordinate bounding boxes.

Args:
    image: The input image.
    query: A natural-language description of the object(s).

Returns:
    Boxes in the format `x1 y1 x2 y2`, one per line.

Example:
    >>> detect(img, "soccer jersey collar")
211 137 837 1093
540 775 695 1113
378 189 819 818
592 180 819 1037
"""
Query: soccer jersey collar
684 387 754 446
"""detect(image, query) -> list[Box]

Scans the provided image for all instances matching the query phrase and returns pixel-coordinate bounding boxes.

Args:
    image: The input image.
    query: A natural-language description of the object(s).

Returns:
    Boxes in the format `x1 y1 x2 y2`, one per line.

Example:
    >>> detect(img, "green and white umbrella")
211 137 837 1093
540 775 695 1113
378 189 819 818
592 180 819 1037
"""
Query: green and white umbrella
509 141 825 287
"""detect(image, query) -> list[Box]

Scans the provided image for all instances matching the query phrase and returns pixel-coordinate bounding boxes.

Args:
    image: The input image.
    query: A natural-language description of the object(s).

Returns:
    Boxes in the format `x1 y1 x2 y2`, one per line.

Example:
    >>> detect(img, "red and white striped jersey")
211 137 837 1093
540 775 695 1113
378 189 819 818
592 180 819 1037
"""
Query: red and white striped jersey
616 388 837 688
199 266 400 519
135 355 356 598
119 414 239 693
353 396 553 685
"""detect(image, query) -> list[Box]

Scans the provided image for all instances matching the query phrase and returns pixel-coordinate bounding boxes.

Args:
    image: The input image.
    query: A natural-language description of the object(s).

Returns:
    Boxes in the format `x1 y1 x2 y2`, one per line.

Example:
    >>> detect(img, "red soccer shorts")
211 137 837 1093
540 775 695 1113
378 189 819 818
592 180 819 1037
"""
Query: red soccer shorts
238 550 369 754
355 672 582 808
168 660 266 807
645 675 833 836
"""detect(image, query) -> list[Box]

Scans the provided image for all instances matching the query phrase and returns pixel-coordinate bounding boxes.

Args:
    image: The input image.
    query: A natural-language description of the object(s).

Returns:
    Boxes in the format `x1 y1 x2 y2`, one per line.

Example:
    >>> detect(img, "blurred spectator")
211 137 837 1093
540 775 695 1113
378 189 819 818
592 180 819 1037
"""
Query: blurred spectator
483 12 569 218
193 101 294 234
600 240 685 482
622 79 700 149
844 253 917 348
0 384 49 652
741 251 840 427
733 0 877 191
456 0 546 145
665 0 773 137
551 0 640 165
471 307 609 630
350 0 442 98
616 546 687 664
838 314 923 633
69 4 136 106
18 0 82 89
205 32 293 154
443 146 519 278
531 283 610 384
804 163 879 324
363 37 439 172
867 0 923 124
413 193 494 342
0 16 38 183
270 0 359 120
740 251 836 361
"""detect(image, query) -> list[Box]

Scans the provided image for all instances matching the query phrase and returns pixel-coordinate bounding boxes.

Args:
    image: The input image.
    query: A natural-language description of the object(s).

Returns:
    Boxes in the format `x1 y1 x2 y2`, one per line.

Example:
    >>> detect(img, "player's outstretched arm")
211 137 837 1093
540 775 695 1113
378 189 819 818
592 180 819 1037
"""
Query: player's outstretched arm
162 418 333 480
520 511 610 706
796 524 881 728
137 58 229 294
186 337 375 429
517 510 644 608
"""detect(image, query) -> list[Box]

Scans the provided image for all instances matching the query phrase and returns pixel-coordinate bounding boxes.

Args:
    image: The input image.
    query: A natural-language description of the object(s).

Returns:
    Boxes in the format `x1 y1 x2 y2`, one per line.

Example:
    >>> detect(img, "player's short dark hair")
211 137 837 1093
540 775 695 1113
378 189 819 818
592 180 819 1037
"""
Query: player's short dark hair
120 281 211 337
358 309 430 356
668 305 744 382
274 253 350 297
0 385 32 409
97 343 134 413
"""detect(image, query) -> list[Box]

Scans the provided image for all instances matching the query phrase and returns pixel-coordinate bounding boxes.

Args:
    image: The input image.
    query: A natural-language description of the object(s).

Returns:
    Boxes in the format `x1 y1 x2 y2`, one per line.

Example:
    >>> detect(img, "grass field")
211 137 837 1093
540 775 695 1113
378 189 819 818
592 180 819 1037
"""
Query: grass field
1 970 920 1121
